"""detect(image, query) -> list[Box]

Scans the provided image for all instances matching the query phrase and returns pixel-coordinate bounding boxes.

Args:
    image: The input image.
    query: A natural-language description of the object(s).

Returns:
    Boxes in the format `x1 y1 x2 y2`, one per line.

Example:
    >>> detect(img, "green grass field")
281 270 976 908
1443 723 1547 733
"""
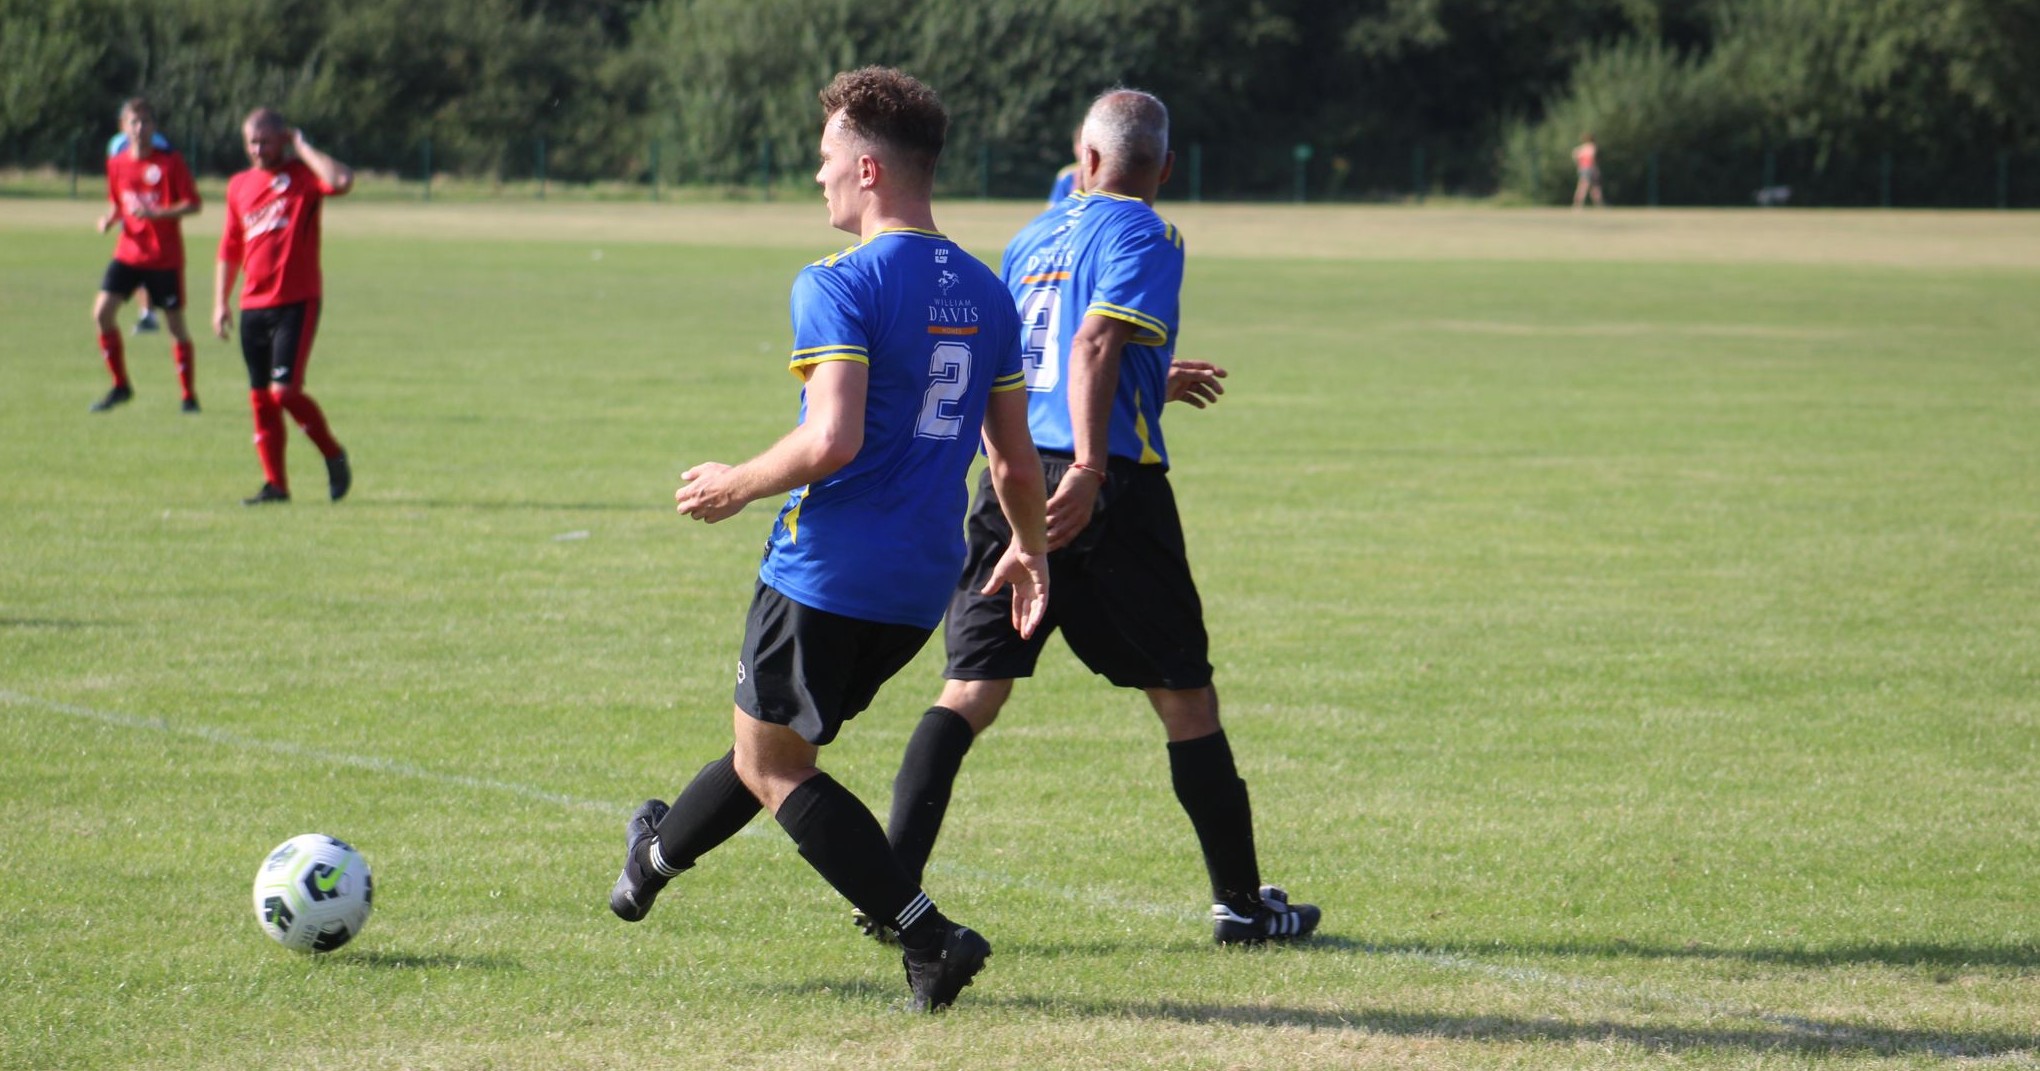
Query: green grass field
2 198 2036 1070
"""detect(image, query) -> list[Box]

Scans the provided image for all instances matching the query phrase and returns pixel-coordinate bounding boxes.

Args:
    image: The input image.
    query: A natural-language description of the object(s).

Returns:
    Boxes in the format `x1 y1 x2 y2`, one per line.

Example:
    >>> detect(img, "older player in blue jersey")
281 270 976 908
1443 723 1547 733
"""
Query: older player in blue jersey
876 88 1321 946
607 66 1048 1013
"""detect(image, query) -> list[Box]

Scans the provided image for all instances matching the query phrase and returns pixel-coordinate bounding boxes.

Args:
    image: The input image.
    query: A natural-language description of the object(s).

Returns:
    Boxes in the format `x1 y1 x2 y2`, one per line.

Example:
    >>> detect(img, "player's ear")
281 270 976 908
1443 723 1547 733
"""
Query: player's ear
1158 149 1176 187
859 153 880 190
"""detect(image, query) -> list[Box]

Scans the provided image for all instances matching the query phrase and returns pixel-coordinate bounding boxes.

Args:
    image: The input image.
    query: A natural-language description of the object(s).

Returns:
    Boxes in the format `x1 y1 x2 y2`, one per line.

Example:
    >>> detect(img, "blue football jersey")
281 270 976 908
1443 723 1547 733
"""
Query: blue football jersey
757 228 1026 628
1003 191 1183 467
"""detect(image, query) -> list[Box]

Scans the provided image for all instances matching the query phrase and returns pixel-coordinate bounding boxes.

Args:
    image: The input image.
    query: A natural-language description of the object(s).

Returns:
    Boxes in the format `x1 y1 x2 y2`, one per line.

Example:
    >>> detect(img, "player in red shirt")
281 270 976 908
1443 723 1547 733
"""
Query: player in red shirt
92 98 202 413
214 108 354 506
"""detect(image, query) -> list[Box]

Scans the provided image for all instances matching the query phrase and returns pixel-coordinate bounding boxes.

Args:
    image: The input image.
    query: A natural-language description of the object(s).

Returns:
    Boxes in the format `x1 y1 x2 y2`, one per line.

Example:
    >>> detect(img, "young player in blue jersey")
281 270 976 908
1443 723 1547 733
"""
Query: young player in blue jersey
607 66 1049 1013
1046 125 1083 205
875 88 1321 946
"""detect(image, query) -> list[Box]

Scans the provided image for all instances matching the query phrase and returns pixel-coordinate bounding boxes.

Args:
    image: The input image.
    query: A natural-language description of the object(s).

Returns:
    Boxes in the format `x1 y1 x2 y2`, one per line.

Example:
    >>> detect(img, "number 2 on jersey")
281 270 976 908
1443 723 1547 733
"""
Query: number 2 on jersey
915 340 973 440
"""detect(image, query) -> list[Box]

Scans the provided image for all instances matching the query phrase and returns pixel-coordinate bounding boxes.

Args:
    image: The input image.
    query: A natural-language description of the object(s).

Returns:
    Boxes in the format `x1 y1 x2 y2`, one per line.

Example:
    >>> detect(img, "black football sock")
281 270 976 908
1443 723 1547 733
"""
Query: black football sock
776 773 948 950
1168 730 1263 912
648 750 761 876
886 706 977 885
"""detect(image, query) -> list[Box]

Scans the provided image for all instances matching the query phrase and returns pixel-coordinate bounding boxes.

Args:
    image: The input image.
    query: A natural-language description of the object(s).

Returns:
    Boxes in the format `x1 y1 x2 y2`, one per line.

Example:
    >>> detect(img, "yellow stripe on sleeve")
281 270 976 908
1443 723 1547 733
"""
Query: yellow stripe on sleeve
787 347 871 381
1085 302 1169 347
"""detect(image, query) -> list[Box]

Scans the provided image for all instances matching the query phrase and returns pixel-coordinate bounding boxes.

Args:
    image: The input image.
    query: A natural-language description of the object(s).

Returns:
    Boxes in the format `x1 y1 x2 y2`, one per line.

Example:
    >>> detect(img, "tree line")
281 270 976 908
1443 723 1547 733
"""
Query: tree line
4 0 2035 203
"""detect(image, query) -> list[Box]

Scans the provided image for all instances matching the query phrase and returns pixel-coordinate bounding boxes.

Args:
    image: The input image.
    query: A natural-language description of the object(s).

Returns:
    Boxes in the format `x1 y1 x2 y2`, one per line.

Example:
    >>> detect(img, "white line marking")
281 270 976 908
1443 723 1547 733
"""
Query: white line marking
4 688 2026 1058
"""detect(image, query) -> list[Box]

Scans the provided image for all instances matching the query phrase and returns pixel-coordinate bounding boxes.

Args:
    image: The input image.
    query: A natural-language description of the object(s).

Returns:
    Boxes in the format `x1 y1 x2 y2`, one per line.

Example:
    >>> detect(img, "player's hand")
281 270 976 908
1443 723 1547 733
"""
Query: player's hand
983 540 1050 639
1044 464 1102 552
675 462 745 523
1166 359 1228 408
212 305 232 341
97 211 117 233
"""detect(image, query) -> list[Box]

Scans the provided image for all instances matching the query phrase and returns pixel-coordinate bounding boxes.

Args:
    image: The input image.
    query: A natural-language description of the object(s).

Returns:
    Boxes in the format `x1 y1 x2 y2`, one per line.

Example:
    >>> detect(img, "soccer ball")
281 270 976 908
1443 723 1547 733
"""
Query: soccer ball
252 834 374 953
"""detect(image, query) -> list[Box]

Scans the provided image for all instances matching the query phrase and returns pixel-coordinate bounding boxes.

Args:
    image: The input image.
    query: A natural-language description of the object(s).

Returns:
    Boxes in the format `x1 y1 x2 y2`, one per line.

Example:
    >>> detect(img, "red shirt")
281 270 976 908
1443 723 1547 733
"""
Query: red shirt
220 160 344 309
106 149 197 270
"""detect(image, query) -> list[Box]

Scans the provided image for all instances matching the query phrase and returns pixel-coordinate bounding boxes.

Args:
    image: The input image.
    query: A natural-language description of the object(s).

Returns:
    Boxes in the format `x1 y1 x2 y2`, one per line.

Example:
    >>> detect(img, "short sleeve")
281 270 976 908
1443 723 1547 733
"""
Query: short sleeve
787 264 870 380
1084 219 1181 347
218 182 245 265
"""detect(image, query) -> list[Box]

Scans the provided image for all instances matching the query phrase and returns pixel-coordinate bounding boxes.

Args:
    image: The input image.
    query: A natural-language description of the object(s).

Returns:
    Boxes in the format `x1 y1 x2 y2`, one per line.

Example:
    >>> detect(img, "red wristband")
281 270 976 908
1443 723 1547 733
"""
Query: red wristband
1068 461 1105 480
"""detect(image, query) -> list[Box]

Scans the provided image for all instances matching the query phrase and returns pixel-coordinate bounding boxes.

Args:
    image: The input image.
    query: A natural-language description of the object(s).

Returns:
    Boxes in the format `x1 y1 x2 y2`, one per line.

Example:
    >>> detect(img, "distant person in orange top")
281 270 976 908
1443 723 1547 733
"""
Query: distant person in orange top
1571 133 1604 209
92 97 202 413
214 108 354 506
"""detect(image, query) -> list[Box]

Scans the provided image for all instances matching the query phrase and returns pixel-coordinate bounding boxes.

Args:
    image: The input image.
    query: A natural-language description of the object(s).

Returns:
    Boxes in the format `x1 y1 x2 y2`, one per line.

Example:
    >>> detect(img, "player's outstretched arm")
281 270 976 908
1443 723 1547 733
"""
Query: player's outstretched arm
1166 358 1228 408
676 359 867 524
981 387 1049 638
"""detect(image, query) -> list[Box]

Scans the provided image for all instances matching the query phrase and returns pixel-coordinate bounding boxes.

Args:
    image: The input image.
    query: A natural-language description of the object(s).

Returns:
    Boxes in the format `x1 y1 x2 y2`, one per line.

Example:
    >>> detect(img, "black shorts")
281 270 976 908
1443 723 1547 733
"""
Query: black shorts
240 300 321 390
100 261 184 311
943 454 1213 690
734 582 933 746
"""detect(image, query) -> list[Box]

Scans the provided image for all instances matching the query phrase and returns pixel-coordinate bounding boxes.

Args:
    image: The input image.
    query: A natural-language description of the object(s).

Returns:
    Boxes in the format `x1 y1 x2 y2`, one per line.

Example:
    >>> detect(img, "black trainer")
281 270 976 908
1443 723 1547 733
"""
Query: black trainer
326 452 351 501
242 482 290 506
901 923 990 1012
1212 884 1321 945
90 385 133 412
181 397 200 414
608 799 670 922
851 908 899 946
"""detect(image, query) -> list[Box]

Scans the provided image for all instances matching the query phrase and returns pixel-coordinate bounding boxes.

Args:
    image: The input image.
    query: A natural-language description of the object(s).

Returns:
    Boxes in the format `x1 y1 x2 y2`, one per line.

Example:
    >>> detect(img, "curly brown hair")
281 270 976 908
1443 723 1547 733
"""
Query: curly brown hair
817 66 947 183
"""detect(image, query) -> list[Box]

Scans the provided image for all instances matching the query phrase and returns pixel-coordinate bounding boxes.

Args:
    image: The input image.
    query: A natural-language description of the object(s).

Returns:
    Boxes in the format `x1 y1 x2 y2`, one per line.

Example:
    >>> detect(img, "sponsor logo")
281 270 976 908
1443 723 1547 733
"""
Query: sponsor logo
735 660 746 685
144 163 161 185
242 200 291 239
934 247 949 264
937 269 959 295
270 172 292 193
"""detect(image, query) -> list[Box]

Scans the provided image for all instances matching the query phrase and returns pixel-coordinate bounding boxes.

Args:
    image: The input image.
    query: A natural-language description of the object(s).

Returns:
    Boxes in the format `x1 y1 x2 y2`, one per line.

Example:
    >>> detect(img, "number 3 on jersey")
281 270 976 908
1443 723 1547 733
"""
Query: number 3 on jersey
1018 283 1061 392
915 340 973 440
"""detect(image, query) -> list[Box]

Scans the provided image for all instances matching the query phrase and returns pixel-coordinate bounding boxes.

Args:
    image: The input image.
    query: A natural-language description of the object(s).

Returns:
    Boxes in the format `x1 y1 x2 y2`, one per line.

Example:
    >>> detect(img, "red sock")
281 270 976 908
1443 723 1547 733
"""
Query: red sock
173 340 196 401
278 391 343 459
250 389 289 492
99 330 129 388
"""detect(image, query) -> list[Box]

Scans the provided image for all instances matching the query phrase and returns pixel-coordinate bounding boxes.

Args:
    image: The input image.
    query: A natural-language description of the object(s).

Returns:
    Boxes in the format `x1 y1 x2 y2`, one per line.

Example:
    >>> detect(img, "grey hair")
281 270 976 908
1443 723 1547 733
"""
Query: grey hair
1081 89 1168 172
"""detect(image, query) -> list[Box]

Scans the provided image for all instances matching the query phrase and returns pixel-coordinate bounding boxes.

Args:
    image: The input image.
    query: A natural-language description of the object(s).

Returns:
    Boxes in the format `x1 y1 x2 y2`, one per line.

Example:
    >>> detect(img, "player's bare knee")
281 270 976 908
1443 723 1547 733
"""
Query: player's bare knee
939 678 1011 733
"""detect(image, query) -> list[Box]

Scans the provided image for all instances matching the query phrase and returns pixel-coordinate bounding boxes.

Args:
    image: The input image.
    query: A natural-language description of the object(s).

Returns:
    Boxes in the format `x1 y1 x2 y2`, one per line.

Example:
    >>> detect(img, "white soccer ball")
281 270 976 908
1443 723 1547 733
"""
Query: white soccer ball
252 834 374 953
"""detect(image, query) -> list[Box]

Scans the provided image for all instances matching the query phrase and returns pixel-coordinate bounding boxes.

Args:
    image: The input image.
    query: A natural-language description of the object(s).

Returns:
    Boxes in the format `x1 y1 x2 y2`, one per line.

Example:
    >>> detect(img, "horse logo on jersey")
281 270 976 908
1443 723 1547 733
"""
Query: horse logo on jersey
937 269 960 296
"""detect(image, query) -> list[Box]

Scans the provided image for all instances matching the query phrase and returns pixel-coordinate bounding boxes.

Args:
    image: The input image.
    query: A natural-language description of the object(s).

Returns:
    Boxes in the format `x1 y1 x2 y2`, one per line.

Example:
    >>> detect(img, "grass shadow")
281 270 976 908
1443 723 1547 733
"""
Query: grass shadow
340 949 525 971
987 995 2040 1058
1344 936 2040 970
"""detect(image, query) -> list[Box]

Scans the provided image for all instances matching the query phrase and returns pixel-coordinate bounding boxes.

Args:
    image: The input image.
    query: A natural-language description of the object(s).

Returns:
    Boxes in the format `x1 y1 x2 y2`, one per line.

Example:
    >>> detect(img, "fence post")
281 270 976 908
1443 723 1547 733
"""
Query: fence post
1292 143 1311 203
1998 150 2010 210
1648 150 1660 207
422 139 433 202
758 138 773 201
979 141 991 200
536 136 547 200
1411 145 1425 203
1879 151 1891 208
70 133 82 198
650 139 661 202
1189 142 1202 203
1761 146 1775 203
